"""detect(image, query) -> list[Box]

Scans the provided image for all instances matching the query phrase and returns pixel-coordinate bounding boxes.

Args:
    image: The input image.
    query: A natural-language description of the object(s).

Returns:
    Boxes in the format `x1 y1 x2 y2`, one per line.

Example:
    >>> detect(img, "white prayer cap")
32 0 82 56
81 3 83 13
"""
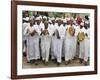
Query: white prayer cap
85 20 89 24
43 16 47 19
39 15 42 19
58 18 62 21
48 17 51 20
66 17 70 21
56 17 58 21
35 17 40 20
63 19 67 23
56 17 61 21
48 20 52 23
23 17 29 21
51 17 55 20
70 17 74 20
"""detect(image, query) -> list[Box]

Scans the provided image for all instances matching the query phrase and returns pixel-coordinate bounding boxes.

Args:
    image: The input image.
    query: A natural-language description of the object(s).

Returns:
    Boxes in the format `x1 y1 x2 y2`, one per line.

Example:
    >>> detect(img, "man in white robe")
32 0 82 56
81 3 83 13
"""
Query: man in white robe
63 20 77 65
82 16 90 65
74 24 80 58
24 17 44 65
40 22 51 65
51 19 65 65
22 17 30 55
48 18 57 60
84 27 90 65
79 23 87 64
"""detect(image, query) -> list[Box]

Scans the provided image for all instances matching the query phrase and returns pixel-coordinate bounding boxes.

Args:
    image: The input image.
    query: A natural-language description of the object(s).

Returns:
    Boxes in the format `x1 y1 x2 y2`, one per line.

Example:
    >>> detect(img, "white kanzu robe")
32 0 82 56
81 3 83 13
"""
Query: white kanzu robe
33 23 44 35
79 27 87 60
48 24 56 36
22 22 30 53
84 28 90 61
24 26 40 61
40 29 51 62
74 25 80 57
63 25 76 61
49 24 57 59
51 24 64 63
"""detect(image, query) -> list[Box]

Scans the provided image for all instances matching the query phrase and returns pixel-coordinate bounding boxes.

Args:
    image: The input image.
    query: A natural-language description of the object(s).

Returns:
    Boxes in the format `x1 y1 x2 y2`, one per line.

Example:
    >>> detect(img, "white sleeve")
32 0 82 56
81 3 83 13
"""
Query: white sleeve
62 26 66 37
24 27 30 36
40 23 45 31
75 27 80 36
34 25 41 35
83 28 87 33
86 29 90 38
87 29 90 38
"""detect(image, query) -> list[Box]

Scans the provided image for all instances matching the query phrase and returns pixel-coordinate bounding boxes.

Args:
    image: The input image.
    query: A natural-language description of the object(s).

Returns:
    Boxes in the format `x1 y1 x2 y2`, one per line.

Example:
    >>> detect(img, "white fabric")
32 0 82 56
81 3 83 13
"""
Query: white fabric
51 36 63 63
22 22 30 53
79 27 90 61
64 25 77 61
23 17 29 21
22 23 30 40
56 24 66 39
48 24 56 36
49 24 57 59
79 27 85 60
74 25 80 37
84 37 90 61
40 31 51 62
43 16 47 20
84 28 90 61
74 25 80 57
35 17 40 20
51 24 64 63
33 23 44 35
25 26 40 61
63 19 67 23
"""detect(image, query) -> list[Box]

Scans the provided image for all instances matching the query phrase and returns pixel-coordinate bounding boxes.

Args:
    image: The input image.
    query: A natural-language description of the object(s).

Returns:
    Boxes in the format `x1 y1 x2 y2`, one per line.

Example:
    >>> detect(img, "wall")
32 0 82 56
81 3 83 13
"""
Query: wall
0 0 99 80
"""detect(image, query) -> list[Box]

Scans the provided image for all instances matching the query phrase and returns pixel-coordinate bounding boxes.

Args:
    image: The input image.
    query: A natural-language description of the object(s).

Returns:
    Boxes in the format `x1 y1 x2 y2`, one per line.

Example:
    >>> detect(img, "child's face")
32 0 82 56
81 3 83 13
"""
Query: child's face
44 23 48 29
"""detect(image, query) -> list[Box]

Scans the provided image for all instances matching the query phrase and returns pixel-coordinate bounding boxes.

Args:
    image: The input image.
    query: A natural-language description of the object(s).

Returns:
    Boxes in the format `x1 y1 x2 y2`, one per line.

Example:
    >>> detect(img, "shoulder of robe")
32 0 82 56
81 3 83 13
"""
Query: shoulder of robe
33 25 37 28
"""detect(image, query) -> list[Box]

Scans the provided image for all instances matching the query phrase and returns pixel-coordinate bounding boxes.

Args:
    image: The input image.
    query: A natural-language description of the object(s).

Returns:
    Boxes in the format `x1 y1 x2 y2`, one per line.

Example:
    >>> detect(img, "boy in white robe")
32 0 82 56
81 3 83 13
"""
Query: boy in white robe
40 22 51 65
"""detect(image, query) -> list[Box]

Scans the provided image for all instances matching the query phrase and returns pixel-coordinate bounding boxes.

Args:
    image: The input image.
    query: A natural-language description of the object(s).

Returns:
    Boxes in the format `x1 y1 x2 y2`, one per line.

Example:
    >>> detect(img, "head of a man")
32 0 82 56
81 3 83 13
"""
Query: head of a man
69 20 73 26
51 20 55 25
24 11 29 17
44 22 48 29
58 19 62 26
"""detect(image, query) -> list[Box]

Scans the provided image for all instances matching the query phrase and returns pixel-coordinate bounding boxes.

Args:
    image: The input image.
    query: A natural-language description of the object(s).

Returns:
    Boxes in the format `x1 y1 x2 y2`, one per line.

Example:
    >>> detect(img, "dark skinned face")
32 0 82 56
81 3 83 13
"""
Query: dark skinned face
30 20 35 27
80 25 83 29
69 20 73 26
58 20 62 26
63 23 66 26
42 19 46 23
36 20 41 25
24 12 29 17
51 20 55 25
44 22 48 29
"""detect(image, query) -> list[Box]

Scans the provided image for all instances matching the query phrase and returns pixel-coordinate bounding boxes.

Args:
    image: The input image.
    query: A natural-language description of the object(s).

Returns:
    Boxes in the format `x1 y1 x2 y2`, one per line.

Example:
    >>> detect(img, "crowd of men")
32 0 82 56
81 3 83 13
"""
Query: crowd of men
22 12 90 66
